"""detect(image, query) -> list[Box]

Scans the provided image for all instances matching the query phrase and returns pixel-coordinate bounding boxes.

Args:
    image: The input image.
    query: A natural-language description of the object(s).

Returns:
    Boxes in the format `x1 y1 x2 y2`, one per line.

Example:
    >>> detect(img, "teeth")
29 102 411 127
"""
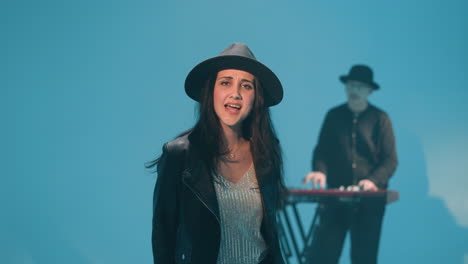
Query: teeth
226 104 241 109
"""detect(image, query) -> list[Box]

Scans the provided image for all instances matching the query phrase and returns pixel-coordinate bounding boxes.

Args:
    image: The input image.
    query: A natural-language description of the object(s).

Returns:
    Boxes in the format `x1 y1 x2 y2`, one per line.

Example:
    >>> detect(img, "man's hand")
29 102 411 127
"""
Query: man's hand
358 179 378 191
303 171 327 189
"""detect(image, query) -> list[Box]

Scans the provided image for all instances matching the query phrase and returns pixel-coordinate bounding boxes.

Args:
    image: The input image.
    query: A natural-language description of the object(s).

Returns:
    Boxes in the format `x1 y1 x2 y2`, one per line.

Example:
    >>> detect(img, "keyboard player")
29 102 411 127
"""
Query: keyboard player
303 64 398 264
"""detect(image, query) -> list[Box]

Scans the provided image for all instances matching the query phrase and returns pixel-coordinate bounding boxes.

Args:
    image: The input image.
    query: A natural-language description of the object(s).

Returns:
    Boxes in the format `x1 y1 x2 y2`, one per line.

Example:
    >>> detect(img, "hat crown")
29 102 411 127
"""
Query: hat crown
348 65 374 83
219 43 257 60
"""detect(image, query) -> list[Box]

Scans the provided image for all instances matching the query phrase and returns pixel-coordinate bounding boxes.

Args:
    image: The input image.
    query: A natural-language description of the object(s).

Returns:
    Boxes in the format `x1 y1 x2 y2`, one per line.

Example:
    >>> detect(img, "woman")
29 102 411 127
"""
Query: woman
148 43 285 264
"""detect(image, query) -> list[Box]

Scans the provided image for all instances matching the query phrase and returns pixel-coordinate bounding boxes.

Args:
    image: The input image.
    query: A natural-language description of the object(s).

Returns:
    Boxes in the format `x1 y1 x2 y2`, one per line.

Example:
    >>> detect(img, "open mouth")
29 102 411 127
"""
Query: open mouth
225 103 241 109
225 103 241 113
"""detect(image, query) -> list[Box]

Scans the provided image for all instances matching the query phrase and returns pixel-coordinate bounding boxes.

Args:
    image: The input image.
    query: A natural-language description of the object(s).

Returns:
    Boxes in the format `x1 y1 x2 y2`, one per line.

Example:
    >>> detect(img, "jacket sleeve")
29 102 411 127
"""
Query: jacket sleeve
152 143 182 264
367 113 398 188
312 111 332 175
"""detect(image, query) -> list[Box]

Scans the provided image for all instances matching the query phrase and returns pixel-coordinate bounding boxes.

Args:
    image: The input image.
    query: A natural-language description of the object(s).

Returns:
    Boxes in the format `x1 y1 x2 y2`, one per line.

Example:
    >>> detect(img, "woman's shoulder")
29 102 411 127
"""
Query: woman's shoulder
164 134 190 155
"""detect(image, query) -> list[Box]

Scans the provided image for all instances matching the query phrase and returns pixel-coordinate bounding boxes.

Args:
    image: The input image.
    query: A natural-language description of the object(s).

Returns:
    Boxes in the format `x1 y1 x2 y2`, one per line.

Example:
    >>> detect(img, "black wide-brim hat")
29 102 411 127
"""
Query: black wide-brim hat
339 64 380 90
185 43 283 107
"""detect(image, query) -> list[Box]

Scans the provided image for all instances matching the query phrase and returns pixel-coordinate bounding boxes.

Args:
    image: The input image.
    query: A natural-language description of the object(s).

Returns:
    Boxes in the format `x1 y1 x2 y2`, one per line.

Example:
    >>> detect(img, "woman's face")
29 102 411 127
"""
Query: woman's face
213 69 256 132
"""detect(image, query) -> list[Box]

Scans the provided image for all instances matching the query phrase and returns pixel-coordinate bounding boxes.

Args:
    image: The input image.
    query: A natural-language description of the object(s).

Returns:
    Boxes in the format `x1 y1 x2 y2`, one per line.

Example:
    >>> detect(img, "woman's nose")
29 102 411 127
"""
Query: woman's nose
230 84 242 99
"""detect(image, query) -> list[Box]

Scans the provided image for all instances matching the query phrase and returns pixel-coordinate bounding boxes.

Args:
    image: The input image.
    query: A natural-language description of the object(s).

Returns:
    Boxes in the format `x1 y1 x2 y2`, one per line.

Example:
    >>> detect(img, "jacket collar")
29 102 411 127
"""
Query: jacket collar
181 154 221 221
181 157 278 224
180 133 278 227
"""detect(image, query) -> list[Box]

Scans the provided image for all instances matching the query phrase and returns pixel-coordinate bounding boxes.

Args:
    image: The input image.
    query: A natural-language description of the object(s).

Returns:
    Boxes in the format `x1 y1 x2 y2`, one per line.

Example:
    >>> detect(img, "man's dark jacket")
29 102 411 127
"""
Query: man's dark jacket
313 103 398 189
152 133 285 264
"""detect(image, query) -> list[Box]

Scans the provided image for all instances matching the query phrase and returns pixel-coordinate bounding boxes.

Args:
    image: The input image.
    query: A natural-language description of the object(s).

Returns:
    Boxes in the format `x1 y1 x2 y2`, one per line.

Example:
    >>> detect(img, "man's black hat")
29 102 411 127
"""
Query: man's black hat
340 64 380 90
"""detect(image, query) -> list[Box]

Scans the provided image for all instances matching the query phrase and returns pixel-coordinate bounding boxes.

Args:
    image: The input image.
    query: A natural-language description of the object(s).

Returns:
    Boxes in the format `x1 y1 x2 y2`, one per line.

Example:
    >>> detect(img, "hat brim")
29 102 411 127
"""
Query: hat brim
340 75 380 90
185 55 283 107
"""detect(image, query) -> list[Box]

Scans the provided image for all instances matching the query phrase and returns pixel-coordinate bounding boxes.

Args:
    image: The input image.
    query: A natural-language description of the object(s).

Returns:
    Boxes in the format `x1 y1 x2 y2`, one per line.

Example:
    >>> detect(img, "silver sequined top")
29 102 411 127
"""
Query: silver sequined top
214 164 267 264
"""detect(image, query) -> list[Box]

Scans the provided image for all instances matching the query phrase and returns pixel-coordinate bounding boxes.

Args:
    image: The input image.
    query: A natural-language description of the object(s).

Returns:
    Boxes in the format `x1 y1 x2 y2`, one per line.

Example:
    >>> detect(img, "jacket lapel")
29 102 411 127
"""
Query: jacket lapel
181 158 220 222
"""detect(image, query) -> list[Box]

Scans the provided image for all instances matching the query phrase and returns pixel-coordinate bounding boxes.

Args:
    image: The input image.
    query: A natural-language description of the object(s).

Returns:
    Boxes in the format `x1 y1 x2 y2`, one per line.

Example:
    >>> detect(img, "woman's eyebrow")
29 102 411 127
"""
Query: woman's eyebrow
217 76 233 80
217 76 253 84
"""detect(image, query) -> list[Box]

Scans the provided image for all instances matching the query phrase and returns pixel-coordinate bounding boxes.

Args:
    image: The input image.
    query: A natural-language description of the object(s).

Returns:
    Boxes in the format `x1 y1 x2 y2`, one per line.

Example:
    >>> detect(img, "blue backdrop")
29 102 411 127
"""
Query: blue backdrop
3 0 468 263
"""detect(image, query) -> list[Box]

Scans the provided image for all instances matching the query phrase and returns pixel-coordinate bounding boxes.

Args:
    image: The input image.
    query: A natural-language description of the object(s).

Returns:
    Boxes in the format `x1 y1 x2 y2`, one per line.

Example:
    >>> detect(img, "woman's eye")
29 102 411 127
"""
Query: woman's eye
243 84 253 90
220 81 229 86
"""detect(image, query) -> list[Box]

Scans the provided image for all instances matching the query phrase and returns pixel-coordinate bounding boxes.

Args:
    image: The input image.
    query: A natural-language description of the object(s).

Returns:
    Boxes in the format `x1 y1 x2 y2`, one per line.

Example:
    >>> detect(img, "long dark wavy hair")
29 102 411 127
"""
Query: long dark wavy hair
147 71 285 201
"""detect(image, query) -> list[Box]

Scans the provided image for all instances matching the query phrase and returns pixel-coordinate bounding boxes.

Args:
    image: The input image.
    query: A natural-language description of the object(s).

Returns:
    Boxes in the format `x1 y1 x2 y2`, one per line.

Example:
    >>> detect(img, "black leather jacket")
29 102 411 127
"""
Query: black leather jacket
152 134 285 264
